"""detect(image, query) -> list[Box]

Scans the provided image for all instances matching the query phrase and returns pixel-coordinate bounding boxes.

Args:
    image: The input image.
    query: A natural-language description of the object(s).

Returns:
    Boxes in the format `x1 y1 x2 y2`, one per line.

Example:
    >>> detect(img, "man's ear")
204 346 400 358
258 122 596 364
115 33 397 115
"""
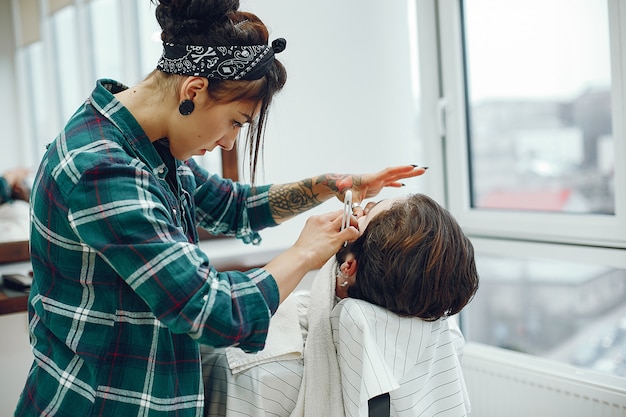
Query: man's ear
341 254 358 277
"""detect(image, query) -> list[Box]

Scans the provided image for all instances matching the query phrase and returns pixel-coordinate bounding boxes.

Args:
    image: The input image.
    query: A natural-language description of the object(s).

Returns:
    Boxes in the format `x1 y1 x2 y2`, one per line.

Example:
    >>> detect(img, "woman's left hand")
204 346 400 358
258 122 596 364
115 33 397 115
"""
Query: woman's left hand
333 165 427 203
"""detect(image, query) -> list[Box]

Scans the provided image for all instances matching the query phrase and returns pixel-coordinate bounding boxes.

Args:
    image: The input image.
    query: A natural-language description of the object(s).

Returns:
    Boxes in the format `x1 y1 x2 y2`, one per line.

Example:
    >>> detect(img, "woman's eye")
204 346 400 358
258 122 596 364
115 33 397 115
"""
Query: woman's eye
233 121 244 128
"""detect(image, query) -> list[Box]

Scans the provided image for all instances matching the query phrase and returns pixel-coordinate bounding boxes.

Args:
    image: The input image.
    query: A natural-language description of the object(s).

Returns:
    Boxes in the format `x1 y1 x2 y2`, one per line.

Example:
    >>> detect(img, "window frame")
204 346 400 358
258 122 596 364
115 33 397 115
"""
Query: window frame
437 0 626 249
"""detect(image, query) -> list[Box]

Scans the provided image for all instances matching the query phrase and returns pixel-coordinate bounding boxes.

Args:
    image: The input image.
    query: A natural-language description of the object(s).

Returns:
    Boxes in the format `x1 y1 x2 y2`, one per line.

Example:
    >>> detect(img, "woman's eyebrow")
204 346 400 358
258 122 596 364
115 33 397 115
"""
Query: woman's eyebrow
239 112 252 123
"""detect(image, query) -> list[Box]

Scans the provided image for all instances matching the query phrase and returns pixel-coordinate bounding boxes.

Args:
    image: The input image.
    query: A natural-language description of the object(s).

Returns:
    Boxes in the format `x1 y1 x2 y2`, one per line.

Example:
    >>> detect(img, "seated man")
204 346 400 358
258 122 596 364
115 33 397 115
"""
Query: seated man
201 193 479 417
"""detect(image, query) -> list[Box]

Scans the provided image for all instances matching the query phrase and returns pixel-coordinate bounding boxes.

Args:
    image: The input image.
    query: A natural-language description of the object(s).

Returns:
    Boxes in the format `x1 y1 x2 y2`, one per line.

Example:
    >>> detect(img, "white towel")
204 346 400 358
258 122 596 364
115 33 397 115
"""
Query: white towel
290 258 344 417
225 293 304 374
0 200 30 243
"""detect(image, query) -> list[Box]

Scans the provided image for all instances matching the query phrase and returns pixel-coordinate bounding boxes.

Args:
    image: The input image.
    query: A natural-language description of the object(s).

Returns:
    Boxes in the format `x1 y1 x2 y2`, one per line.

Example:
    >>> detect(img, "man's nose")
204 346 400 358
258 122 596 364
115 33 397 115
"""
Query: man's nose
352 206 364 218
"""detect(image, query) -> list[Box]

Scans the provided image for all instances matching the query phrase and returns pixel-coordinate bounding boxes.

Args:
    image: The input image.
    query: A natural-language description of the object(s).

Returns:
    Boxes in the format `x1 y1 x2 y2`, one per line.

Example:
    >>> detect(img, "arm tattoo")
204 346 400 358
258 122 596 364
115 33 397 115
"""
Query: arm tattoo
268 179 323 221
323 173 362 193
268 174 363 222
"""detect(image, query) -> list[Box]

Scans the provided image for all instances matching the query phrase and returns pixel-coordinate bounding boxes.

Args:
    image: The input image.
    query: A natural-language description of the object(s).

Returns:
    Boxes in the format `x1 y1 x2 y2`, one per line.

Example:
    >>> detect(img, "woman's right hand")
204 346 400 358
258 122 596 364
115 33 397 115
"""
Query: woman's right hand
263 210 359 303
293 210 359 270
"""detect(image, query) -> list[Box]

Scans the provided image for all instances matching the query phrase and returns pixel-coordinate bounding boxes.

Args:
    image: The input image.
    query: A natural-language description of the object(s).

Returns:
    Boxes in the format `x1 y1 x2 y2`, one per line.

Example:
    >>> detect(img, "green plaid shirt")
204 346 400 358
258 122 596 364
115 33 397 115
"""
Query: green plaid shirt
15 80 280 417
0 176 13 204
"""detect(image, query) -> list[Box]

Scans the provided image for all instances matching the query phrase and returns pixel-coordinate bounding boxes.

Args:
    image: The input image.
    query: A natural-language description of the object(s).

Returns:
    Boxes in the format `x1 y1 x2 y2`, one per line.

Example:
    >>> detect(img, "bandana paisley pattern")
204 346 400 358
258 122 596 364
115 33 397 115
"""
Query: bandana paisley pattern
158 43 273 81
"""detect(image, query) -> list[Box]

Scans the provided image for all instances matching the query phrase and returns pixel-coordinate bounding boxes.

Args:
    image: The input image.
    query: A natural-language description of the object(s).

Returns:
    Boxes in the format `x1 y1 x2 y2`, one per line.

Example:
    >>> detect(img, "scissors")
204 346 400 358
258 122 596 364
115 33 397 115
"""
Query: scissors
341 190 353 247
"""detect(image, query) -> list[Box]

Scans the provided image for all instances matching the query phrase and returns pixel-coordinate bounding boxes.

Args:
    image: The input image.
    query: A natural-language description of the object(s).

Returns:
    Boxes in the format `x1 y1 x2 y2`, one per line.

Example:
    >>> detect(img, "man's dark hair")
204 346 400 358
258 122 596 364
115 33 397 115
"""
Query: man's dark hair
343 193 479 320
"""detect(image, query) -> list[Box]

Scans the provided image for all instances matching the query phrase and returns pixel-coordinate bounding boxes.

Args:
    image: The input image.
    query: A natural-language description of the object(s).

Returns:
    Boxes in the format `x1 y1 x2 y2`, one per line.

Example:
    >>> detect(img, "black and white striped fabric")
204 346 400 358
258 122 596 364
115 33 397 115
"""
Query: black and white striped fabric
330 299 470 417
200 269 471 417
201 346 303 417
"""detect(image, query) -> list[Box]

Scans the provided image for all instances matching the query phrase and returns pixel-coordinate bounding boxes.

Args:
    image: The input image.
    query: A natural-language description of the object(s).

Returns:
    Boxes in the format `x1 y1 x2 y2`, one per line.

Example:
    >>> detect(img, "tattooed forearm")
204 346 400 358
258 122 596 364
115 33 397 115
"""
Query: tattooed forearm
267 174 362 222
268 179 324 222
314 173 364 194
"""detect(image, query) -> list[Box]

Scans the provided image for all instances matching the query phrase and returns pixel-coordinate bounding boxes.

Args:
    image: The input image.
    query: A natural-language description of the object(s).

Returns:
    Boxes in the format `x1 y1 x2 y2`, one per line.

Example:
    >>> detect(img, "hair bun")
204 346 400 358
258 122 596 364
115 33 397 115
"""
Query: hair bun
156 0 240 34
204 0 240 21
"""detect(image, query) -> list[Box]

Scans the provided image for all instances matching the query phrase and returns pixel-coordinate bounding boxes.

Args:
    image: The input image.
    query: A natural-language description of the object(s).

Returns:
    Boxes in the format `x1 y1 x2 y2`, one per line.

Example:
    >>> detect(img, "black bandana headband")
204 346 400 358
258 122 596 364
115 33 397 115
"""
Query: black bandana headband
157 38 286 81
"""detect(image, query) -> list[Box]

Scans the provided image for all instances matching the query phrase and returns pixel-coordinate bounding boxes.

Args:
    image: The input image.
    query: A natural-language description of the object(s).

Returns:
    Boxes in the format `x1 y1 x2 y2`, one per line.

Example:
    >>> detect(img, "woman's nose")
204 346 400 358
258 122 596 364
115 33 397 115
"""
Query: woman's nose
217 136 237 151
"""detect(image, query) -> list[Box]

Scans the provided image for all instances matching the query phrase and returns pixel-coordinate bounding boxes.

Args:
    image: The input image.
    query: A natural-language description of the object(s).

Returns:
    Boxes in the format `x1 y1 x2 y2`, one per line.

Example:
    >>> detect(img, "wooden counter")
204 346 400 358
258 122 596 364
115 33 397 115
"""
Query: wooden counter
0 290 29 315
0 241 31 314
0 240 29 265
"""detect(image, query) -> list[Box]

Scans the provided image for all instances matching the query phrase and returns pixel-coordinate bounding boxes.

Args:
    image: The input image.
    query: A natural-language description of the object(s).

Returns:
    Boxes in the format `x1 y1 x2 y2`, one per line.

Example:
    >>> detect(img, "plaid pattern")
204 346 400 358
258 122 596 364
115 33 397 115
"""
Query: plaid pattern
0 176 12 204
15 79 280 417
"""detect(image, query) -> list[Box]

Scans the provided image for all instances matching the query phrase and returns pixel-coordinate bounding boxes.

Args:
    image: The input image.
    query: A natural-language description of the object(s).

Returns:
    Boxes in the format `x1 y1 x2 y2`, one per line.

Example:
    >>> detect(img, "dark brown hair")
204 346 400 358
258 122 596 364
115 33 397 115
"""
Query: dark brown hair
342 193 479 320
150 0 287 183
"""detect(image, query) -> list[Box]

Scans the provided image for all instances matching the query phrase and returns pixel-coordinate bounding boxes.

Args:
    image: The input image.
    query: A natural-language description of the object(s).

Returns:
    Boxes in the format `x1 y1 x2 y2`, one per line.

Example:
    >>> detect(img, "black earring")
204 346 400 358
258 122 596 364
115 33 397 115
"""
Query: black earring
178 99 195 116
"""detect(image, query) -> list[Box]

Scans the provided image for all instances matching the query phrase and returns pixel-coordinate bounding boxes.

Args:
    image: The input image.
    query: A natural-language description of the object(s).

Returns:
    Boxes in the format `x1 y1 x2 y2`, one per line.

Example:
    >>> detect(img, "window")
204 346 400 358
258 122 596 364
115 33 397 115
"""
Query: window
463 241 626 378
49 5 83 125
439 0 626 246
136 0 162 77
15 0 146 154
16 42 47 165
89 0 124 82
435 0 626 380
463 0 613 216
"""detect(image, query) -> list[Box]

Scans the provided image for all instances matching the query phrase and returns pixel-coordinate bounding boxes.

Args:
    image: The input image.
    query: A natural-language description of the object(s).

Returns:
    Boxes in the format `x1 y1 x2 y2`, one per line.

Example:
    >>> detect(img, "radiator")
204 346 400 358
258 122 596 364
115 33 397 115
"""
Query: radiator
461 343 626 417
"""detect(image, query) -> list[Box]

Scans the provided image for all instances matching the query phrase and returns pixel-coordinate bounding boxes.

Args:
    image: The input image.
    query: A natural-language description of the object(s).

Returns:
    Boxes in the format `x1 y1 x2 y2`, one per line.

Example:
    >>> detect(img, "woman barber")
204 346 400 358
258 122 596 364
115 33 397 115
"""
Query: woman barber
15 0 425 416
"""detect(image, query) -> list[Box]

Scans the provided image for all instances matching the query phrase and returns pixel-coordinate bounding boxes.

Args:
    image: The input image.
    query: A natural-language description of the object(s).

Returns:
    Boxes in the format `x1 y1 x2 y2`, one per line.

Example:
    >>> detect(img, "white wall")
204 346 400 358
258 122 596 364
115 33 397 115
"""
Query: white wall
238 0 427 199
